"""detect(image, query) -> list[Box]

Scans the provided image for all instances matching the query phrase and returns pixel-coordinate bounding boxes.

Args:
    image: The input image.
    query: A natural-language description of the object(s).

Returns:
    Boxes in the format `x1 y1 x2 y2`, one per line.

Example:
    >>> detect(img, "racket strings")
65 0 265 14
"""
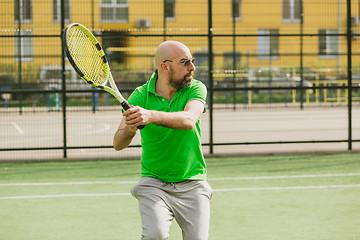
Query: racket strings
66 27 108 86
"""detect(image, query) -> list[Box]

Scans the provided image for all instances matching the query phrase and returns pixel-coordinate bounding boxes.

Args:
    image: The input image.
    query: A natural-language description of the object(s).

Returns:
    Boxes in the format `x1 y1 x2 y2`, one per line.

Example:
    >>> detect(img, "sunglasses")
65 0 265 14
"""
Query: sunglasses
163 58 195 67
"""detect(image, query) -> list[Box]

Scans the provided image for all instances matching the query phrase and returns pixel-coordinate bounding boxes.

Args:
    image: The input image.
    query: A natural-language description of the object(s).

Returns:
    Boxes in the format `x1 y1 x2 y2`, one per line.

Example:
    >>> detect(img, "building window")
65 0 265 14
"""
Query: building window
101 0 128 23
232 0 242 21
257 29 279 59
165 0 176 21
53 0 71 23
283 0 300 23
15 30 33 62
14 0 33 24
319 29 338 57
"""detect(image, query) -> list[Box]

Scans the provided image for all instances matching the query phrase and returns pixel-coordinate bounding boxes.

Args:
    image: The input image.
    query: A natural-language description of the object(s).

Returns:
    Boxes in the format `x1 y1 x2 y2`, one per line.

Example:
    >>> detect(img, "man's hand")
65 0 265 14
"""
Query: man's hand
113 106 147 151
123 106 150 128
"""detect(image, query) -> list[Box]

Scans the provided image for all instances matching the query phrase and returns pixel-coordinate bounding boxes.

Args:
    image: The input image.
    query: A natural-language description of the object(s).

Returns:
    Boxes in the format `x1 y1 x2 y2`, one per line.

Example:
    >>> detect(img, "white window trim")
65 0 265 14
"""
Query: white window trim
319 29 339 59
101 0 129 23
165 0 176 22
15 29 33 62
283 0 300 23
15 0 33 24
257 29 279 60
231 0 242 22
53 0 71 23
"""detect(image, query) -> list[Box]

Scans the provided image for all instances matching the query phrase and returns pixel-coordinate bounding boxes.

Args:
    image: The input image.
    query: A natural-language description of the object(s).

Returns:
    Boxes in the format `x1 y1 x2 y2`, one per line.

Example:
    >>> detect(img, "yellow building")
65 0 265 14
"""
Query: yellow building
0 0 359 84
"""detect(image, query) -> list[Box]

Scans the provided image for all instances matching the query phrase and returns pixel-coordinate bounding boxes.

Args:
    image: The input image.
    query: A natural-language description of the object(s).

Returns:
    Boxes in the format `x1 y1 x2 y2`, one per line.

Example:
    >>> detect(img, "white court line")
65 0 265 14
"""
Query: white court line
0 192 131 200
208 173 360 181
1 172 359 187
1 184 360 200
11 122 24 135
214 184 360 192
4 123 110 145
0 181 138 186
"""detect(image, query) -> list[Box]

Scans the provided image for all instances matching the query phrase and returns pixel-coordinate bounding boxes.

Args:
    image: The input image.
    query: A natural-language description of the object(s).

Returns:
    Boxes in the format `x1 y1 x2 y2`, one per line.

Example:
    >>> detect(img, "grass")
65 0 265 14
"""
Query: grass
0 153 359 240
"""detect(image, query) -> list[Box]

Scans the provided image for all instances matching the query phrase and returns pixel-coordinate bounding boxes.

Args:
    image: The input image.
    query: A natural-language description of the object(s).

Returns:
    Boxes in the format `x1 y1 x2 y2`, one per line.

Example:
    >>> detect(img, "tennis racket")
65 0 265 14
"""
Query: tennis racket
63 23 144 129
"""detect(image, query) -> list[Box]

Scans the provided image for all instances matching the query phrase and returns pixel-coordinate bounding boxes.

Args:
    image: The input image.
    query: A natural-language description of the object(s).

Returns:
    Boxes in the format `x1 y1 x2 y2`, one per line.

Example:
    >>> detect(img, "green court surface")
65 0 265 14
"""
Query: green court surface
0 153 359 240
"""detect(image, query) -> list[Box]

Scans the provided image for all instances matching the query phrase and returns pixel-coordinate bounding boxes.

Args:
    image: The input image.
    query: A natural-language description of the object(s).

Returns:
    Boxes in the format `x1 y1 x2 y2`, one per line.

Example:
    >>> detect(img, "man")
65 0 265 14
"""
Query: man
113 41 212 240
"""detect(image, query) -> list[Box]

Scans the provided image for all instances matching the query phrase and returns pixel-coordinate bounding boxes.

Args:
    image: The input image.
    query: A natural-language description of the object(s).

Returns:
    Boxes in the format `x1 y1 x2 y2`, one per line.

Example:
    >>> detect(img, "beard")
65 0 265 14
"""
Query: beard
168 66 193 90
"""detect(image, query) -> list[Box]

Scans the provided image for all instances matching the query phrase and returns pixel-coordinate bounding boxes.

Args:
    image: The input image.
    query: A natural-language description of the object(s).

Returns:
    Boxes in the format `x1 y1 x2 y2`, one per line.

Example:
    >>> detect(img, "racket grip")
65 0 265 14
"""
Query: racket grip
121 101 145 130
137 125 145 130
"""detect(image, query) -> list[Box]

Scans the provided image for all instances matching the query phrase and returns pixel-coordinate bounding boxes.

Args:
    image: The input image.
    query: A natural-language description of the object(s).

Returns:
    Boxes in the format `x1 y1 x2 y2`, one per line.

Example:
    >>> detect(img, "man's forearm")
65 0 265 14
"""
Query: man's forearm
113 126 137 151
146 100 204 130
148 110 197 130
121 100 204 131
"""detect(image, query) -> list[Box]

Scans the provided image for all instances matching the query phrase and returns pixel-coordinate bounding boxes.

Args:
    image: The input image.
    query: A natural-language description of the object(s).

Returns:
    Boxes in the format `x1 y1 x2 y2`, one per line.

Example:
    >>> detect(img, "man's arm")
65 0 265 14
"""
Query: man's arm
124 99 205 130
113 118 138 151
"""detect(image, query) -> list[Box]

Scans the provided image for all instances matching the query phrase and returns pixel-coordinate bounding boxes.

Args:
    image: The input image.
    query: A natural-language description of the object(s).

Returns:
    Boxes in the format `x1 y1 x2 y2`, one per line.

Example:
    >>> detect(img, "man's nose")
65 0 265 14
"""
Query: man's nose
188 61 195 71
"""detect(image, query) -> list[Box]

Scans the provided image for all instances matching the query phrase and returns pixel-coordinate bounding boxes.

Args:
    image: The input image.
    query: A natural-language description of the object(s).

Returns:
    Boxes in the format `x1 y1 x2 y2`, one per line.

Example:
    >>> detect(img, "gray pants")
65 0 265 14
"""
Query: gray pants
131 177 213 240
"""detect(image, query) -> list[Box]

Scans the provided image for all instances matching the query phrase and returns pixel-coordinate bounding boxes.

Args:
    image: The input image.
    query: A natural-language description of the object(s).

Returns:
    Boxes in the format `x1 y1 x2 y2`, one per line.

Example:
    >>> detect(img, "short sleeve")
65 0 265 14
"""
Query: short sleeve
188 80 207 104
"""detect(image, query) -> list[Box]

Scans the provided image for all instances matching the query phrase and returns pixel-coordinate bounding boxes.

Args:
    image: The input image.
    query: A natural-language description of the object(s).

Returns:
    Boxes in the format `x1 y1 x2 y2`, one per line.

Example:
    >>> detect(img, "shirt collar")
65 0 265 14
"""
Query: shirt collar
148 70 158 94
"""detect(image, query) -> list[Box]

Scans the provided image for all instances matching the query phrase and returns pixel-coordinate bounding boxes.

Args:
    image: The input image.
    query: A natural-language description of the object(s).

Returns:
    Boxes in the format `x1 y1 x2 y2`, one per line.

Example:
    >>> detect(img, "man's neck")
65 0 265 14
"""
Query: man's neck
155 78 177 102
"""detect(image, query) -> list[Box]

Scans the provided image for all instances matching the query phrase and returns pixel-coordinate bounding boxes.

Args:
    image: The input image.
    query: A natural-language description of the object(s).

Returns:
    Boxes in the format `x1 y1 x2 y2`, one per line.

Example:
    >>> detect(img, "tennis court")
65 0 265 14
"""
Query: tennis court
1 153 359 240
2 1 360 239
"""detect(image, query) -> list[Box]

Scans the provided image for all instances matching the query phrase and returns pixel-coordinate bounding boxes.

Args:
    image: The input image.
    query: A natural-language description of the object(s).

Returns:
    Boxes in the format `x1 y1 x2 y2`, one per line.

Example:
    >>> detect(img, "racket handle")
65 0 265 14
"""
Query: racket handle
137 125 145 130
121 101 145 130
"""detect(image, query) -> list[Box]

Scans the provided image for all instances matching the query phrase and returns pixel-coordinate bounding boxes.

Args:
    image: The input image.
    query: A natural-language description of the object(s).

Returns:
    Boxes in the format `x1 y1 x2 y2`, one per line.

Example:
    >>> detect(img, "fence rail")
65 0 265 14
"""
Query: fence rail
0 0 359 160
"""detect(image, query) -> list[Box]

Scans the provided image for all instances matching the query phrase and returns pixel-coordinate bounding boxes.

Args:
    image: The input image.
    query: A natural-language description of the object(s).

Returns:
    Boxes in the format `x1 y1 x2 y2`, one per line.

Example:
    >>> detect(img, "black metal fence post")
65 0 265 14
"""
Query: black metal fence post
300 0 304 110
61 0 68 158
232 0 237 111
346 0 353 150
208 0 214 154
16 0 23 115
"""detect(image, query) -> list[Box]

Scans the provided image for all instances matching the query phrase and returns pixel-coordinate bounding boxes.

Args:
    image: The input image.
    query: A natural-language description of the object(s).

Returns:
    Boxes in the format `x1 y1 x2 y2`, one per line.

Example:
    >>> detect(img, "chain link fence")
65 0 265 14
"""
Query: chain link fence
0 0 359 161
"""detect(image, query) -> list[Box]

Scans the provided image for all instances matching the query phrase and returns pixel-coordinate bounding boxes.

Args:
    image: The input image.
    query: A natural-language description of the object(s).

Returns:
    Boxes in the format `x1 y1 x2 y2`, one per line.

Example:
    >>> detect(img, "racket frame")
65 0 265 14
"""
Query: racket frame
63 23 131 110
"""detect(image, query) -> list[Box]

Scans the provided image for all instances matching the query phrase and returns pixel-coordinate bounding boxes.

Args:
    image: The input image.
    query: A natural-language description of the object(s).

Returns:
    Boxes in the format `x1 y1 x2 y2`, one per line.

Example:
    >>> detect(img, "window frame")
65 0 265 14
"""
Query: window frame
231 0 242 22
318 29 339 59
165 0 176 22
100 0 129 23
53 0 71 23
282 0 301 23
257 29 279 60
15 29 34 62
14 0 33 24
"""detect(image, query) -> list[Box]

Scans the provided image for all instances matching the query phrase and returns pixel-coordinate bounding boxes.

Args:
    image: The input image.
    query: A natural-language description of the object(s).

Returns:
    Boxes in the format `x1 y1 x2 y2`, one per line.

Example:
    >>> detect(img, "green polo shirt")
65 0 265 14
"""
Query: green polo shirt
127 70 207 182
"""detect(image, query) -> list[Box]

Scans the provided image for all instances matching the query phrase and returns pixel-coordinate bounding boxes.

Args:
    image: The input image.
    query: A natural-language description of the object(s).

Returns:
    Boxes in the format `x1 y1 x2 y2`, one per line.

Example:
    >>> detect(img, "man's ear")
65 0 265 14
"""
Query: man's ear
160 62 168 71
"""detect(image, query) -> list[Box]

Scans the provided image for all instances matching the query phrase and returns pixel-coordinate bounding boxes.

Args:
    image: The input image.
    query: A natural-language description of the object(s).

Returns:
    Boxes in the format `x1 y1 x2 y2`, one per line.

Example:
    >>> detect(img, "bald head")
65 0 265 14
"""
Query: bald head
155 41 191 68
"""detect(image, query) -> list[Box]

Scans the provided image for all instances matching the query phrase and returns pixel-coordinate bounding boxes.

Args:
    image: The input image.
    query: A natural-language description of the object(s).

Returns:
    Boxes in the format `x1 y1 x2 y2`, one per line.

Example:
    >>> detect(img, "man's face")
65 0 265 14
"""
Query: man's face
167 58 195 90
